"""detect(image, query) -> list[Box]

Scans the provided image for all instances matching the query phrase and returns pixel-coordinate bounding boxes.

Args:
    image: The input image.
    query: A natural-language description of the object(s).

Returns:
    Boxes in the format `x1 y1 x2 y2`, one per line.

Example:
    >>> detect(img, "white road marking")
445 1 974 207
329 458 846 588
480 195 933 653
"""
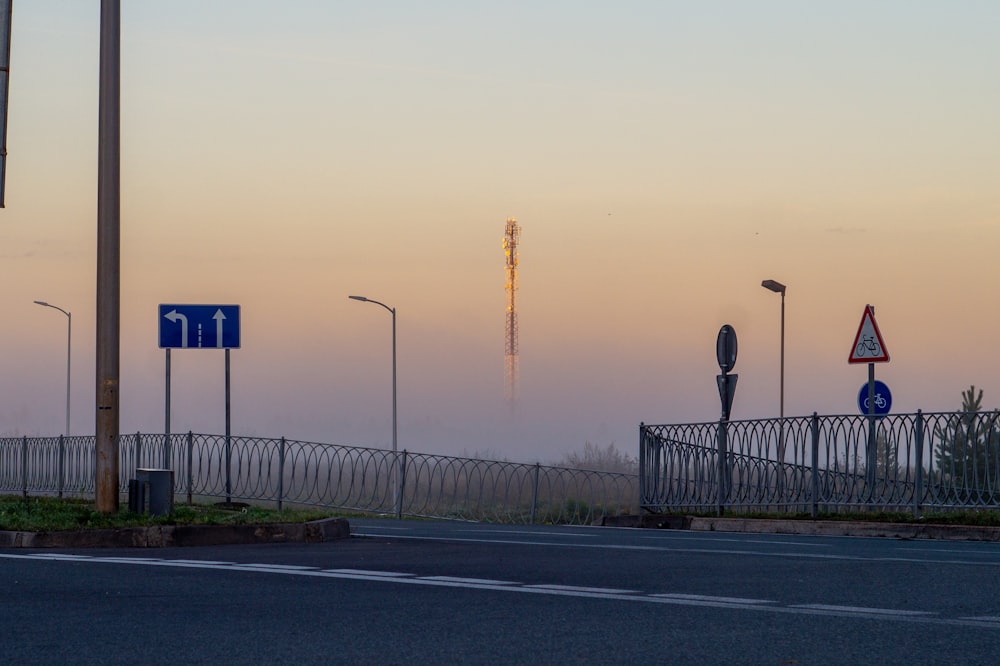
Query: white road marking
641 535 831 548
651 593 774 605
352 531 1000 567
166 559 234 565
790 604 933 617
325 569 414 577
526 584 637 595
423 575 517 585
3 553 998 629
459 529 597 538
743 539 831 547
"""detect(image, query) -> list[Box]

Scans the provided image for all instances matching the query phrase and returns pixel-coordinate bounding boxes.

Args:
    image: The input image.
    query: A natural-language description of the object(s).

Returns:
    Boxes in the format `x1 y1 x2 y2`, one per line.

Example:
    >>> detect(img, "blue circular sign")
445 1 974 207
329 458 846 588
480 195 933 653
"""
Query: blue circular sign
857 380 892 417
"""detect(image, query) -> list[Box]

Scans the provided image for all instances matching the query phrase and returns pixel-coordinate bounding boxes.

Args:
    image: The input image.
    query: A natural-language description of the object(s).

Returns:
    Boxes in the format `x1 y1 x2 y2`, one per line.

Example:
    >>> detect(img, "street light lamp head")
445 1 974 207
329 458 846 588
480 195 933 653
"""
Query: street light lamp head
33 300 49 306
348 295 369 302
761 279 786 294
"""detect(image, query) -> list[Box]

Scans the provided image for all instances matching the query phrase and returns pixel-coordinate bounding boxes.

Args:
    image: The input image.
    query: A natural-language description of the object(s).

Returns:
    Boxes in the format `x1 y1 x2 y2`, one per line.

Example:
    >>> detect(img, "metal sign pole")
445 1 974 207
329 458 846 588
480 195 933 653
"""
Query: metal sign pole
225 347 232 504
866 361 876 501
164 348 171 467
715 325 738 516
866 304 876 503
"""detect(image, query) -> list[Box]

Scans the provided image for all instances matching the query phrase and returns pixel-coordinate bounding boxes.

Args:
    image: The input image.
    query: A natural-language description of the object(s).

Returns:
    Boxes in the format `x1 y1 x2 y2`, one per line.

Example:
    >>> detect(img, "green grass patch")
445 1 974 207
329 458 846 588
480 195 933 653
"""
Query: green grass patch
0 495 340 532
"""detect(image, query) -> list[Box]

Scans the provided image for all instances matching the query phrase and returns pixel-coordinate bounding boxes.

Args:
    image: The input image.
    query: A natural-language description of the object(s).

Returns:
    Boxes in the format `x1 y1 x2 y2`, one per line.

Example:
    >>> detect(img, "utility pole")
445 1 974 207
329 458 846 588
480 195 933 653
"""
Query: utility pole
95 0 120 513
503 217 521 415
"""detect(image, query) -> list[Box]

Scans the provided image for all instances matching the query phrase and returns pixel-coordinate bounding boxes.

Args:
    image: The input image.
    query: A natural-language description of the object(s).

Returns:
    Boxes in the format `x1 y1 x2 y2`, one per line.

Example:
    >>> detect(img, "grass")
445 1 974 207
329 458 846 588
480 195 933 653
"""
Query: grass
7 494 1000 532
0 495 341 532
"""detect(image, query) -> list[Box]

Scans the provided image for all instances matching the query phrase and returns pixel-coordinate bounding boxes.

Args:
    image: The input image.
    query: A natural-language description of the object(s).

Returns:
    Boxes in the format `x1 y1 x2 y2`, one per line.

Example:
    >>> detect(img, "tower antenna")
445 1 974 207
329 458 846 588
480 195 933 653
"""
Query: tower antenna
503 217 521 413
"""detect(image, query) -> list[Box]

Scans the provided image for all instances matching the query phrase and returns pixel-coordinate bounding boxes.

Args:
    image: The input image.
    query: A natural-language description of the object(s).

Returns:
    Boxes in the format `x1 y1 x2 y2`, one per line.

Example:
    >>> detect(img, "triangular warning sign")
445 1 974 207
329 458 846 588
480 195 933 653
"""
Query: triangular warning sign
849 305 890 364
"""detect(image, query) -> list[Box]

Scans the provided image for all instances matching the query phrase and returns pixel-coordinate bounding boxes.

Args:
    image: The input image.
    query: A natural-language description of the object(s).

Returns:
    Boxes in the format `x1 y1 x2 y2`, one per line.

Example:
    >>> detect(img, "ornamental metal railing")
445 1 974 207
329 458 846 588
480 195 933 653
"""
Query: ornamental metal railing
0 433 638 525
641 410 1000 517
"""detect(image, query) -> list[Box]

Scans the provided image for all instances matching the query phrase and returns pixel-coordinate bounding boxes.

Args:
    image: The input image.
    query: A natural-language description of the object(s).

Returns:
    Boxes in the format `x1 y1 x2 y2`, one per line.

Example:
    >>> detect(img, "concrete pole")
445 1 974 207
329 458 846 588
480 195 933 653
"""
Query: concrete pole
65 311 71 436
95 0 120 513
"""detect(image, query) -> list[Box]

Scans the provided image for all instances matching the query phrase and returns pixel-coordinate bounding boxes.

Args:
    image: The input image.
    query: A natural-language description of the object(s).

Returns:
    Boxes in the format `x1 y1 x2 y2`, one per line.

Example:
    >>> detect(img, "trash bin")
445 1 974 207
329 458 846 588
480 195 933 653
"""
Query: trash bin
130 468 175 516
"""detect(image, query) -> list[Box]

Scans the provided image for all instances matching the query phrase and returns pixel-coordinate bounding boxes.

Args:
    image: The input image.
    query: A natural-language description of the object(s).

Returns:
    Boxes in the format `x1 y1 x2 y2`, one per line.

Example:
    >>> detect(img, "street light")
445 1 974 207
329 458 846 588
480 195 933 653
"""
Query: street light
33 300 72 436
761 279 787 510
348 295 397 454
760 280 786 420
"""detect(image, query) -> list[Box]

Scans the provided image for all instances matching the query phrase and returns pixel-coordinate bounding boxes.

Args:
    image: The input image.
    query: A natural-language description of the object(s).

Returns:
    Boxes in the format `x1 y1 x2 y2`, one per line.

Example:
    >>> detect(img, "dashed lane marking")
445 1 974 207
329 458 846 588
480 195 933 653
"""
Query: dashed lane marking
3 553 998 629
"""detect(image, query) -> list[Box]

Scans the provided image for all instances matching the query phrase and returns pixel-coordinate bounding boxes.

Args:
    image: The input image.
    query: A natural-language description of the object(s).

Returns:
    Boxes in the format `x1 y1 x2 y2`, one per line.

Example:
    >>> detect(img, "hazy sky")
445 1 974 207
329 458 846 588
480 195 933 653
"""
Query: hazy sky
2 1 998 462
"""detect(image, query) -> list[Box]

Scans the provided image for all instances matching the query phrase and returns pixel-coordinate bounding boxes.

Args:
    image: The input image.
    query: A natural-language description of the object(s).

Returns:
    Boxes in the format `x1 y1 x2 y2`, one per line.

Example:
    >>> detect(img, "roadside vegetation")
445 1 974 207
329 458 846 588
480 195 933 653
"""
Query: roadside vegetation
0 495 339 532
557 441 638 474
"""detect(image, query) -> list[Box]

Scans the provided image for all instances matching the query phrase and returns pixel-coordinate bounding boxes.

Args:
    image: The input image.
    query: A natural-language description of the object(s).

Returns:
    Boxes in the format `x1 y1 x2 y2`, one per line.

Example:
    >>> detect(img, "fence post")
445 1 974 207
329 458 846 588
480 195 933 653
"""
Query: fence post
395 450 407 519
913 410 924 519
638 424 646 514
810 412 820 518
164 430 172 470
277 437 285 511
21 435 28 498
186 431 194 505
225 431 232 505
58 434 65 499
530 463 541 525
135 431 142 474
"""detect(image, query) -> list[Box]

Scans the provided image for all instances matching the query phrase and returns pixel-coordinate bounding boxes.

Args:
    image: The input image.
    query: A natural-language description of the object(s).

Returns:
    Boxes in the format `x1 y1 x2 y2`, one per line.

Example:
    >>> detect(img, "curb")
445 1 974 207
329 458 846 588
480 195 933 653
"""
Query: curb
0 517 351 549
596 515 1000 542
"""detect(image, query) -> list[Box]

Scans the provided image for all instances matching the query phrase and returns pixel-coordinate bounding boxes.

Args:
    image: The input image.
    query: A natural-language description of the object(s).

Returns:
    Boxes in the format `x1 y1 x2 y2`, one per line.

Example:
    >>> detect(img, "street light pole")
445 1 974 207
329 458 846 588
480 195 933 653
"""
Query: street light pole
762 279 787 510
348 295 397 454
761 280 786 420
34 301 71 436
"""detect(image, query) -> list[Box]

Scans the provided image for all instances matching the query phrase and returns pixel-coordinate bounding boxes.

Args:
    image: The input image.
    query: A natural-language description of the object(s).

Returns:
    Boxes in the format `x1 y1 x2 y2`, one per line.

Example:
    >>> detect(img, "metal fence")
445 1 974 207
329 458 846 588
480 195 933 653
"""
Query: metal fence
641 410 1000 517
0 433 638 525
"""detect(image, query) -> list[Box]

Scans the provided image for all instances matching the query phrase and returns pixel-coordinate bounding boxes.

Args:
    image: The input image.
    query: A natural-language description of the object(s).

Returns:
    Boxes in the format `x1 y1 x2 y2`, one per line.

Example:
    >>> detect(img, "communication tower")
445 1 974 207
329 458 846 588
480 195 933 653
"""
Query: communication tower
503 217 521 411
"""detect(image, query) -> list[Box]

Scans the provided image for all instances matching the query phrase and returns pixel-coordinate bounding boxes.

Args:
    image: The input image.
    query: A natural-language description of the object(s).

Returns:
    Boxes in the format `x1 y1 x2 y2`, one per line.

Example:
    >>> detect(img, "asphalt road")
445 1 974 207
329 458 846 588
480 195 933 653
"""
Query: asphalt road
3 519 1000 665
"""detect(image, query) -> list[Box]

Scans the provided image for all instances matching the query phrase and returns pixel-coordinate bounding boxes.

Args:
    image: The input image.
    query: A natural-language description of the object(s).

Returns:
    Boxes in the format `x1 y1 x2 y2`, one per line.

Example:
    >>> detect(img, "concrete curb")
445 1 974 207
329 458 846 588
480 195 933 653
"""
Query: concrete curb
596 514 1000 542
688 517 1000 542
0 517 351 549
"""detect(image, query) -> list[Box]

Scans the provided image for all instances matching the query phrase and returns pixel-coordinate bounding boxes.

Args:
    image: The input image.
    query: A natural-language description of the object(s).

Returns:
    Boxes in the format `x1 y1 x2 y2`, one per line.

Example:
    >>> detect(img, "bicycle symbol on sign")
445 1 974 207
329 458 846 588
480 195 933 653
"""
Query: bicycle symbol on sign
855 335 882 358
862 393 888 410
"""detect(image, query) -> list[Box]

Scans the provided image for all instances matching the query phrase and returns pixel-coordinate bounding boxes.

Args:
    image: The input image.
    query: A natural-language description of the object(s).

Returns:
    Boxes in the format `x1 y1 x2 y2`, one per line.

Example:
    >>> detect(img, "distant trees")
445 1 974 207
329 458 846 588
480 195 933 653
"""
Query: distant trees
932 386 1000 496
558 442 638 475
864 428 900 479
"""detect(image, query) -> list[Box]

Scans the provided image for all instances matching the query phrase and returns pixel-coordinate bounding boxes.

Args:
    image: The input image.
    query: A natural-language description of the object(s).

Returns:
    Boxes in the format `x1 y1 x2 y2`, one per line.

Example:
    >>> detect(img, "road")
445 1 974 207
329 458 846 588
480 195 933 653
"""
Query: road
3 519 1000 664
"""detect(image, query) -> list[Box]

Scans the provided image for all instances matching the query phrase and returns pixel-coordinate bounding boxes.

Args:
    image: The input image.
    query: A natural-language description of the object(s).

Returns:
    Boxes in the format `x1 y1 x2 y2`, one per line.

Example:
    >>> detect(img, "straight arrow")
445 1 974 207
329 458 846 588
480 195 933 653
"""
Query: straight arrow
213 309 226 348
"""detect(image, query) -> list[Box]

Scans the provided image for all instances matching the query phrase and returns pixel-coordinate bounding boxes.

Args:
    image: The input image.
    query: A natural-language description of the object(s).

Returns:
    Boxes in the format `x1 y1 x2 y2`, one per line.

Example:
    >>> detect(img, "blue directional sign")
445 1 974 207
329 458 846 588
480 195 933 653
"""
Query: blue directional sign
857 380 892 417
158 304 240 349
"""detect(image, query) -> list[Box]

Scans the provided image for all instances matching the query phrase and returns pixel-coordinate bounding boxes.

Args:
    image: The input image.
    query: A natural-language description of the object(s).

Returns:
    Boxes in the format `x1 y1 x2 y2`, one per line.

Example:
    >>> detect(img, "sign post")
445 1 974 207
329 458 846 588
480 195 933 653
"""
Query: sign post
159 304 241 503
715 324 738 515
848 305 890 500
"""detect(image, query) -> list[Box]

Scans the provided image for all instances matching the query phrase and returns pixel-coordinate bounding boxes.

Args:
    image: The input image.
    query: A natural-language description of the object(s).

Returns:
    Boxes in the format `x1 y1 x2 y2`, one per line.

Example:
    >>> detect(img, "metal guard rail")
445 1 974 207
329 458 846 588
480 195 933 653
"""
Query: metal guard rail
641 410 1000 517
0 433 638 526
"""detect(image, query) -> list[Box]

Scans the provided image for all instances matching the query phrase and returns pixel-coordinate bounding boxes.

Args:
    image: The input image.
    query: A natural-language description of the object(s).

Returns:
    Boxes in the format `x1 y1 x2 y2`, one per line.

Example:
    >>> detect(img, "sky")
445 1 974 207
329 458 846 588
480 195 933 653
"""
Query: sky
1 1 999 463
